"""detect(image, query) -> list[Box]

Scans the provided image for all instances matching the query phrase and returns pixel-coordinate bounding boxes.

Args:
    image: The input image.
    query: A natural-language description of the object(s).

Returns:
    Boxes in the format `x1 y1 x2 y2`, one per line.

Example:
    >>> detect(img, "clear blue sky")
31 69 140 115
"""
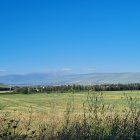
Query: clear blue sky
0 0 140 74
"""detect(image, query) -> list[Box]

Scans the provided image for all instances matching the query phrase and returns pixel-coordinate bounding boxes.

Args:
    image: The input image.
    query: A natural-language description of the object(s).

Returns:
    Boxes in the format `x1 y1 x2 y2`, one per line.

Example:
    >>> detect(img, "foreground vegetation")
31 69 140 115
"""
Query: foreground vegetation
0 91 140 140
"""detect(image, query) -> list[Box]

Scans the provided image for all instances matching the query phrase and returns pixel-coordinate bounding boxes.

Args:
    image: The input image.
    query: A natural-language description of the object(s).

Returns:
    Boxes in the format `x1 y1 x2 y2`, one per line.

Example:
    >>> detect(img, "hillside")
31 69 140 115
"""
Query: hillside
0 83 9 88
0 72 140 86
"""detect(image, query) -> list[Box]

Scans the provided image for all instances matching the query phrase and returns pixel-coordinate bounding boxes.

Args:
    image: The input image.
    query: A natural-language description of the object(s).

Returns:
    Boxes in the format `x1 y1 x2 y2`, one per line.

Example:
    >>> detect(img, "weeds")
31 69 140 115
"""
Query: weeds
0 92 139 140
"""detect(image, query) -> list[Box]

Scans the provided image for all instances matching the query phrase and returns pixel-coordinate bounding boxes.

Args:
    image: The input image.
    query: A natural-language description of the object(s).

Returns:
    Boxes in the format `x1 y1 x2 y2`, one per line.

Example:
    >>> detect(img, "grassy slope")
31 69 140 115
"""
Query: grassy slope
0 84 9 88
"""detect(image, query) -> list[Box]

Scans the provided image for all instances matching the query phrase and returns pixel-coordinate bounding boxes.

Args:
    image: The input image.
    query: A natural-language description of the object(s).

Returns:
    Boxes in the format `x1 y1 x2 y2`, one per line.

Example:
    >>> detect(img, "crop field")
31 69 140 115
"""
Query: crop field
0 91 140 119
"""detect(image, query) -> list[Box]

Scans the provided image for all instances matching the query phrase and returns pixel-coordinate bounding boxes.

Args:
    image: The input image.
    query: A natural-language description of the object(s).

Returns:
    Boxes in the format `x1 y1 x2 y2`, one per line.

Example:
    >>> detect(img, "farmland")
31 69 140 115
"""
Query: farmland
0 91 140 139
0 91 140 118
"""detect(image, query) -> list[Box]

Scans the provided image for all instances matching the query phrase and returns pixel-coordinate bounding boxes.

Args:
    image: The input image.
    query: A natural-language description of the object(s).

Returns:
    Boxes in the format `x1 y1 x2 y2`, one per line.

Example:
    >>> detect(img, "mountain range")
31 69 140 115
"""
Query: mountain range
0 72 140 86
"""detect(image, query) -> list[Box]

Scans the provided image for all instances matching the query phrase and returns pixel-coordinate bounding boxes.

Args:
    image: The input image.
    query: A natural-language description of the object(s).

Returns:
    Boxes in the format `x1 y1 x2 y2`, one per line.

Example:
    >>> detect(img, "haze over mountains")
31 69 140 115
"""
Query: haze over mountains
0 72 140 86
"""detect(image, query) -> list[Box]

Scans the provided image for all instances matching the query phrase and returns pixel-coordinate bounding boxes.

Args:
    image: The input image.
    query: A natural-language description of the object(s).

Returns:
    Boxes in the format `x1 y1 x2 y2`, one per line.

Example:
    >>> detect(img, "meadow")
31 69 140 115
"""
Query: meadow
0 91 140 116
0 91 140 140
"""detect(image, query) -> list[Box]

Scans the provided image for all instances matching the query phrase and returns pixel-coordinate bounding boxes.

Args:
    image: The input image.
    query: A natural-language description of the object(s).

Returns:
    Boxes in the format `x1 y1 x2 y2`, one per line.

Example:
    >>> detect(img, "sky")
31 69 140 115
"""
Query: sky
0 0 140 74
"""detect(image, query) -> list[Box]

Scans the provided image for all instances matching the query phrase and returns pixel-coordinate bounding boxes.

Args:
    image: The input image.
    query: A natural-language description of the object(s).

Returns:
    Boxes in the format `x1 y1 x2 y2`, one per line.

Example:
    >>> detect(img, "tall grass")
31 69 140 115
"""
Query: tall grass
0 92 140 140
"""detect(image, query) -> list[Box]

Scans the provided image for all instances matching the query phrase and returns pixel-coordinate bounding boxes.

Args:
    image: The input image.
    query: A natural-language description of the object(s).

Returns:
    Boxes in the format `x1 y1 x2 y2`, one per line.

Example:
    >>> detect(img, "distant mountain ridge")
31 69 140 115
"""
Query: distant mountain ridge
0 72 140 86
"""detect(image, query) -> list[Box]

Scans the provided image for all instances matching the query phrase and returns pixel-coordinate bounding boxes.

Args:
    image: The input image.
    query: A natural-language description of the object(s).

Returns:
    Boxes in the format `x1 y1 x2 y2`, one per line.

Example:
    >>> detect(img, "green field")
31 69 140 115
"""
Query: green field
0 91 140 139
0 91 140 119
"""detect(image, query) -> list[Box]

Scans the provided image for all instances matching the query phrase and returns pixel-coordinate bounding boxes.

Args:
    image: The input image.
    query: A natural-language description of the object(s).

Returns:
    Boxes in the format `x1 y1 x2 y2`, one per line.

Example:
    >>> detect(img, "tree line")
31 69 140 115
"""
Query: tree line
0 87 11 91
12 83 140 94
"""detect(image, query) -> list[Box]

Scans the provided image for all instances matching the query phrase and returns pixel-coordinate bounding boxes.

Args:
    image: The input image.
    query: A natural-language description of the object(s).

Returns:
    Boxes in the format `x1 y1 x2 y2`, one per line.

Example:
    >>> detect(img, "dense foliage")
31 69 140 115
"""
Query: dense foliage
0 87 11 91
12 83 140 94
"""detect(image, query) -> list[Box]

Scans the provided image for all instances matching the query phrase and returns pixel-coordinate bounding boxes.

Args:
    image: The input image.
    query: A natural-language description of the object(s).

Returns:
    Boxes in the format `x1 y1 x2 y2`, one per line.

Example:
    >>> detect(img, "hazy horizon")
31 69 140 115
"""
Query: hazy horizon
2 71 140 77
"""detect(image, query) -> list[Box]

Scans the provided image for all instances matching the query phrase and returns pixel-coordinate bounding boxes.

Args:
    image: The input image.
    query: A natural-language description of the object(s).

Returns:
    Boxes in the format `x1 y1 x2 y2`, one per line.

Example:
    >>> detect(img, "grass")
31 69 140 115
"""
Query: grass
0 84 8 88
0 91 140 139
0 91 140 118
